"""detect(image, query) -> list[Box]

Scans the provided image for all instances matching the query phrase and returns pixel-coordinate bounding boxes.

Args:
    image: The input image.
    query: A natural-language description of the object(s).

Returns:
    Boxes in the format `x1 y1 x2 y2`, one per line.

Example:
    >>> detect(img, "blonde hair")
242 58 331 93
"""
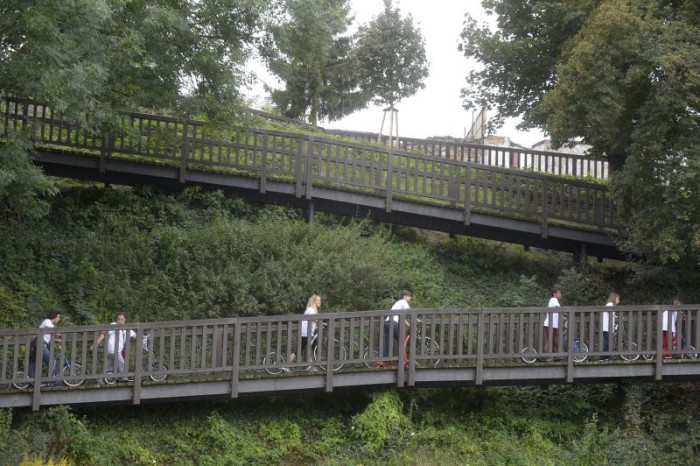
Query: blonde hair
307 294 321 309
607 292 620 304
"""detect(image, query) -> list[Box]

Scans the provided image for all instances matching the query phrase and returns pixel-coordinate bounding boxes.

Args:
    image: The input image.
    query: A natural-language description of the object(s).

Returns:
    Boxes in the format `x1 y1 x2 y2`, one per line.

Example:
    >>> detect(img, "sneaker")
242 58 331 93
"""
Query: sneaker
280 367 291 373
306 366 318 373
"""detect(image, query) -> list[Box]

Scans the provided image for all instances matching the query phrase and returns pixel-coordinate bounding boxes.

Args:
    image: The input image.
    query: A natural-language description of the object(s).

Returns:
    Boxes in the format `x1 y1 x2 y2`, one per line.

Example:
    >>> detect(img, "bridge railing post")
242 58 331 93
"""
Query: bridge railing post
133 326 144 405
179 120 190 183
385 149 393 213
396 312 406 387
476 309 484 385
324 317 335 392
231 319 241 398
655 307 664 380
31 329 46 411
541 180 549 238
305 136 314 200
406 313 418 386
259 131 268 193
464 164 472 225
294 135 304 198
566 309 575 383
99 131 114 174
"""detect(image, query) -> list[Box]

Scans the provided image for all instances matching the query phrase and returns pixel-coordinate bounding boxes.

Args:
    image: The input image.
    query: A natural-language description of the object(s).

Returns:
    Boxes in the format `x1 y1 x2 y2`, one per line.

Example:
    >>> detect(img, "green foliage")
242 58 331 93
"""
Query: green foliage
19 455 71 466
351 390 411 453
1 182 692 325
0 0 272 121
0 185 471 323
355 0 429 108
263 0 367 125
198 412 277 465
459 0 594 130
1 176 699 464
0 409 11 453
460 0 700 269
558 267 607 305
0 130 58 221
567 414 613 465
1 383 698 465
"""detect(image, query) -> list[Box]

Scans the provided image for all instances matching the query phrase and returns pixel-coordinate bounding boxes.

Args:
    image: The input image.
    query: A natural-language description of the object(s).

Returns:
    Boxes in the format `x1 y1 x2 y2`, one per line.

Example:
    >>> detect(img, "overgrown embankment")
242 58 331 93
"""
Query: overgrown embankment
0 184 698 465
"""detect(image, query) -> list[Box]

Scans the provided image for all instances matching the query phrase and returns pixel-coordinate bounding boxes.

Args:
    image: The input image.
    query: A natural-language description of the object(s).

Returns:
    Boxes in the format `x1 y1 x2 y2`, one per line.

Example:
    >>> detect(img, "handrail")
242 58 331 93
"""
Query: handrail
1 305 698 410
1 97 616 233
323 128 609 180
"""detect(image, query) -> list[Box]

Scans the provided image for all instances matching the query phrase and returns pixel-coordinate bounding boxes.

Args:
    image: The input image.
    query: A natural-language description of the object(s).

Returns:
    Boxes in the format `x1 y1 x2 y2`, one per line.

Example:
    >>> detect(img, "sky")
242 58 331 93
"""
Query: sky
245 0 546 148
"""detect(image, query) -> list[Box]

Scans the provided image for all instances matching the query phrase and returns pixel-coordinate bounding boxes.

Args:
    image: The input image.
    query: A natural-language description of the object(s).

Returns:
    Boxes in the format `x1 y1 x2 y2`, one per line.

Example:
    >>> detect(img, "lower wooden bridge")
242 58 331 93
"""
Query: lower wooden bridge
2 98 621 261
2 305 698 411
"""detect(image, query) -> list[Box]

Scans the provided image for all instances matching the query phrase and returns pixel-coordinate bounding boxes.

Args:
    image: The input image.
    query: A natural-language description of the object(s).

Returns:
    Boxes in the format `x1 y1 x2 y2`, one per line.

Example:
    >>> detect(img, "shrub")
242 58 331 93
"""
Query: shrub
351 390 412 453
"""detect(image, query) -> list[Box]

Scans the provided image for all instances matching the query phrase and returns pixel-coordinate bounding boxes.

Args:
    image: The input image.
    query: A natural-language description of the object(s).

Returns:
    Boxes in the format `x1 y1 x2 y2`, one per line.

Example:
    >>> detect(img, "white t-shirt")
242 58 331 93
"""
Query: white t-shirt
106 323 137 355
662 310 677 333
543 297 560 328
39 319 55 345
602 301 614 332
387 298 410 323
301 307 318 337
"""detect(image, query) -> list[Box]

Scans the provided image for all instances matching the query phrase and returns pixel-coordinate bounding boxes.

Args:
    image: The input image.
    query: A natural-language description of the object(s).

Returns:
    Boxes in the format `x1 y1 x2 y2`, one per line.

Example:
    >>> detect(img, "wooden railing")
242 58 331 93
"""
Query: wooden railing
324 128 610 180
1 305 698 409
1 97 615 231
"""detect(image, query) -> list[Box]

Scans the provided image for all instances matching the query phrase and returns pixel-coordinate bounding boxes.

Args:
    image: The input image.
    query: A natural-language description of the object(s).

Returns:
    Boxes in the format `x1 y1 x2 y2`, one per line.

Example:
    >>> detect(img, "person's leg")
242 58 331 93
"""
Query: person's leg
42 345 51 376
392 322 400 355
297 336 308 362
383 321 391 357
116 352 126 375
28 346 38 378
663 330 670 357
552 328 559 353
602 331 609 352
290 337 301 364
542 325 550 354
600 330 609 360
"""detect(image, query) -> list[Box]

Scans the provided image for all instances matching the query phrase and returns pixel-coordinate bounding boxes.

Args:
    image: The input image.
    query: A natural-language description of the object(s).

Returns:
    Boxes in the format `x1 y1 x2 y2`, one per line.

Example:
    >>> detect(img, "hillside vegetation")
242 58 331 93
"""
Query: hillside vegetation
0 184 698 465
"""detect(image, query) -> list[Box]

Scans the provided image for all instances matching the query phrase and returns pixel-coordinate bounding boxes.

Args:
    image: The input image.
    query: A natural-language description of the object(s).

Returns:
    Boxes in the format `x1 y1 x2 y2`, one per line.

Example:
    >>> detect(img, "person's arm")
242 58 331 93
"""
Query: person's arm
91 330 106 351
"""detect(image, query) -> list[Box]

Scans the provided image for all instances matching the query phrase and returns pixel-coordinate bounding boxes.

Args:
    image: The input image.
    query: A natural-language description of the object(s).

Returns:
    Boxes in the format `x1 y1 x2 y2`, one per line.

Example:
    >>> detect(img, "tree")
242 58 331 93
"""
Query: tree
0 0 272 218
263 0 368 125
460 0 700 268
355 0 429 110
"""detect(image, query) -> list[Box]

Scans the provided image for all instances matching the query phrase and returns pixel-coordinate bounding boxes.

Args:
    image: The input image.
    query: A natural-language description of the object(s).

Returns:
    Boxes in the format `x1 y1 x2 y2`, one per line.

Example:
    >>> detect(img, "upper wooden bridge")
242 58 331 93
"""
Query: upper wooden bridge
1 305 698 411
2 98 621 261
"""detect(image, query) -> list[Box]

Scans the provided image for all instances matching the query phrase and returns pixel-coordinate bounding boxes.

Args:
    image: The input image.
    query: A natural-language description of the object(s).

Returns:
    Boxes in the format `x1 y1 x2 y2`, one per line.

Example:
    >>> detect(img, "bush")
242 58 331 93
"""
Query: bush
351 390 412 453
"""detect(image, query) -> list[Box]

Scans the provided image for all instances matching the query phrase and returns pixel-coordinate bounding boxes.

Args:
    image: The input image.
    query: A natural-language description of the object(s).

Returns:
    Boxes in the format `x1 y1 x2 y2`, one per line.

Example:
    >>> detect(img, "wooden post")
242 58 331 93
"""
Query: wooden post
179 120 189 183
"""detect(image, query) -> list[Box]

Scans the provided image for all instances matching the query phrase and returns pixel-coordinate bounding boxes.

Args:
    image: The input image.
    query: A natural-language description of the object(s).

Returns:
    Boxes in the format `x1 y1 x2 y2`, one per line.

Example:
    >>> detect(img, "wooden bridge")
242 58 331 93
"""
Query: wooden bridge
2 98 621 260
1 305 698 410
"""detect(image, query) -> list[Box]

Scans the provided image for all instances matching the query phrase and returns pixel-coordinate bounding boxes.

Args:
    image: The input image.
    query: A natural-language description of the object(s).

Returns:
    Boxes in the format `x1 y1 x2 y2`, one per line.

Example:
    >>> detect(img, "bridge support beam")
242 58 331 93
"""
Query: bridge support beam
573 243 588 270
306 200 315 223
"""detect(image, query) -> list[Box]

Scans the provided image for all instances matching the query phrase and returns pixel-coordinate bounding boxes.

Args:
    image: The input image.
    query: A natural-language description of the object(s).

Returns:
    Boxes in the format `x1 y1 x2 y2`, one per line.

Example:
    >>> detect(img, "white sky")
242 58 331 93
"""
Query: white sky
245 0 546 148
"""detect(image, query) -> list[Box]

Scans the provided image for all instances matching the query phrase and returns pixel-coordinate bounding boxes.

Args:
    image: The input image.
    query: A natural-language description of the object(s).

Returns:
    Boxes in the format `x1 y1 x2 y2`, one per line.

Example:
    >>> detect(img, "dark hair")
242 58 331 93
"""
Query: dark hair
47 310 61 320
399 290 413 299
551 285 561 296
